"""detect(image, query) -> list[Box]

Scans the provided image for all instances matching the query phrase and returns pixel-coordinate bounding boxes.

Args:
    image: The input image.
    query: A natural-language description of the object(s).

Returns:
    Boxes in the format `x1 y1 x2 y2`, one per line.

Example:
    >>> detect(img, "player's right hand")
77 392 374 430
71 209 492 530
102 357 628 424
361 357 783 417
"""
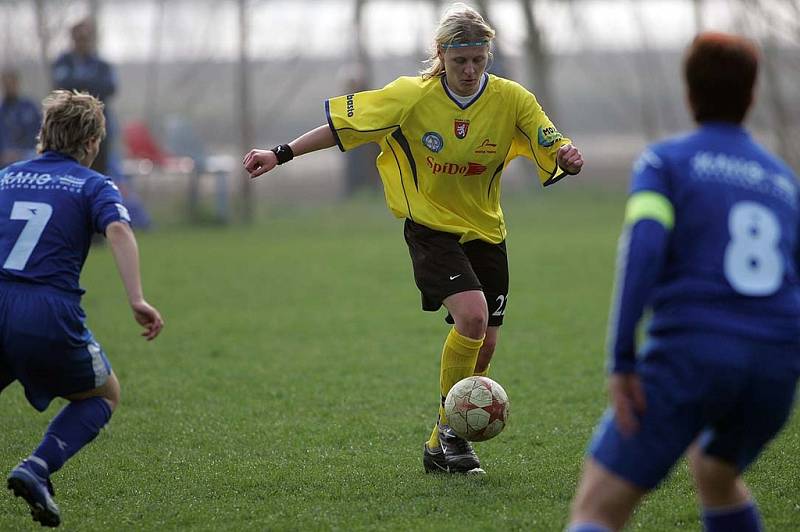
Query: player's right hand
609 372 646 437
243 149 278 178
131 299 164 341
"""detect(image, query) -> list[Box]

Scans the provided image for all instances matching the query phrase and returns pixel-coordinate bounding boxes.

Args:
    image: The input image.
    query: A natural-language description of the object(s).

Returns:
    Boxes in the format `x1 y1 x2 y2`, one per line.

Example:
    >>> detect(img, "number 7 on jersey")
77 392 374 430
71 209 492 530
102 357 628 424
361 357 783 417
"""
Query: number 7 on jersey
3 201 53 271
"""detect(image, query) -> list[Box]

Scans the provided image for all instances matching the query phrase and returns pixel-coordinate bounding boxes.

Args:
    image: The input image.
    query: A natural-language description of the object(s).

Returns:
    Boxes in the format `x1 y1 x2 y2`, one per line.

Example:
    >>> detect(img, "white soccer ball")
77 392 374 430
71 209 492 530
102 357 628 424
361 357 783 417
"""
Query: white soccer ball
444 376 509 442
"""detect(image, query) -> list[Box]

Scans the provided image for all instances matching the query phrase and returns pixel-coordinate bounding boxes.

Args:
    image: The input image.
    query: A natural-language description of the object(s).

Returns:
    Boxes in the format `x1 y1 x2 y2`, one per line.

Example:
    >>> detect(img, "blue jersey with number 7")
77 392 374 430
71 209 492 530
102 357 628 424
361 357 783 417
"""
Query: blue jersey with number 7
608 123 800 371
0 151 130 296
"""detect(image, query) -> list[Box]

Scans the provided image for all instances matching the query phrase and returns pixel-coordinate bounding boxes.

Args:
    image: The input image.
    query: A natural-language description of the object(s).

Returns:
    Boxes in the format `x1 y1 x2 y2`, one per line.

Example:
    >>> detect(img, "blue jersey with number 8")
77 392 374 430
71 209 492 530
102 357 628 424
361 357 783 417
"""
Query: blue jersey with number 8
608 123 800 369
0 151 130 296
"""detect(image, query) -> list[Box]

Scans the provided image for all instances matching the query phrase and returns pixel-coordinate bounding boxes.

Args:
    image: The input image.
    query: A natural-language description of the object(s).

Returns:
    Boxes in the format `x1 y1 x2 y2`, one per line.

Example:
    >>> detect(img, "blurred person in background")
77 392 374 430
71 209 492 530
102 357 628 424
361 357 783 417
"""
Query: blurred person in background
52 18 153 231
244 2 583 475
0 67 41 166
1 90 163 527
52 18 117 175
568 33 800 532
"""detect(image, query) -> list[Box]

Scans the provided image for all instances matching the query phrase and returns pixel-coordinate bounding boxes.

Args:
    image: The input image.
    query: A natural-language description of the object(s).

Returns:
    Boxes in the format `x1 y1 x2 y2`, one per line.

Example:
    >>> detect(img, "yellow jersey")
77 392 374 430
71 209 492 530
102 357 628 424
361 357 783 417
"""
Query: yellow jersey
326 73 571 243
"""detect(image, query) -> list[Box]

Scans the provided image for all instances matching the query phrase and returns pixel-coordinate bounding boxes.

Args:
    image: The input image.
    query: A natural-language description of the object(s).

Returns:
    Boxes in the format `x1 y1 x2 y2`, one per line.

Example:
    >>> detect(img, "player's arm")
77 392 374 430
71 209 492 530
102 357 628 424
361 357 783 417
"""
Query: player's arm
88 178 163 340
509 81 583 184
243 125 336 179
606 196 672 435
244 78 412 178
106 221 163 341
606 151 673 435
607 192 673 373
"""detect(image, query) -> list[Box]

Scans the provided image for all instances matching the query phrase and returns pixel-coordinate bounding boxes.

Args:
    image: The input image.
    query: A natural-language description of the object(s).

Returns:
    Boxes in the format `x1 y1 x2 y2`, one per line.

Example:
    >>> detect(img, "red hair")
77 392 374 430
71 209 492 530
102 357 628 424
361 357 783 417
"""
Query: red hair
684 32 759 124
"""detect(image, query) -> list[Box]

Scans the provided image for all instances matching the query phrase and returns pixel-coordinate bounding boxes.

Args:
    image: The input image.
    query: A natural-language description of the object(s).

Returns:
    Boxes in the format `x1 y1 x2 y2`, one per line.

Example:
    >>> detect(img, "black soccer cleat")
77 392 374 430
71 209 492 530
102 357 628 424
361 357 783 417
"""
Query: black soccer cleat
424 424 485 474
7 460 60 528
439 424 484 474
423 443 449 473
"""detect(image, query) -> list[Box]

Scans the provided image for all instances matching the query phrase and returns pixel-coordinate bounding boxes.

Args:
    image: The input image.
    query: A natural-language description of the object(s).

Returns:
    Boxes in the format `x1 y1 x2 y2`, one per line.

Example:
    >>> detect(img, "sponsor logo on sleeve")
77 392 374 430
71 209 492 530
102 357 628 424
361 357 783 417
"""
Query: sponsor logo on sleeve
537 126 562 147
454 119 470 139
422 132 445 153
346 94 355 117
474 138 497 154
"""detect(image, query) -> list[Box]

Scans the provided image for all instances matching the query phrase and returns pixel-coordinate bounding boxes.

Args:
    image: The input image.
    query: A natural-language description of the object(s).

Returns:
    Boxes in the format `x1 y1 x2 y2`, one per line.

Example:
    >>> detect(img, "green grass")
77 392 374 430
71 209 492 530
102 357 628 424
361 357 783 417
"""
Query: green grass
1 184 798 530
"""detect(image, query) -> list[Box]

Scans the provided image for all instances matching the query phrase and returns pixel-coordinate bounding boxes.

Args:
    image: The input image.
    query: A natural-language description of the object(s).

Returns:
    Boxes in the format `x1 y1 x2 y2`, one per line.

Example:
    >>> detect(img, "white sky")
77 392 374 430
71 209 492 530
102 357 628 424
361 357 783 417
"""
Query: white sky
2 0 798 64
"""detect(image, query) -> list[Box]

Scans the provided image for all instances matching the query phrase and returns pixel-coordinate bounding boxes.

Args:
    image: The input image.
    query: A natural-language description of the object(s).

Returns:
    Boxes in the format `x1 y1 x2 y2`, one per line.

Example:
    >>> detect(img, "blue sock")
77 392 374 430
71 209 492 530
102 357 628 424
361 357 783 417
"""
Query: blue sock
703 502 763 532
567 523 611 532
30 397 112 477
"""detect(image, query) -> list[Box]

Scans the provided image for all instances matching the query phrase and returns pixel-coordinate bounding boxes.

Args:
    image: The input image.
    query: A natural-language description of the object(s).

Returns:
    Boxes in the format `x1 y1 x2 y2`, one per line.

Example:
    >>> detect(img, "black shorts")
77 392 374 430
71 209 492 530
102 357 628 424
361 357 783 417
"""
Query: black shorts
403 219 509 326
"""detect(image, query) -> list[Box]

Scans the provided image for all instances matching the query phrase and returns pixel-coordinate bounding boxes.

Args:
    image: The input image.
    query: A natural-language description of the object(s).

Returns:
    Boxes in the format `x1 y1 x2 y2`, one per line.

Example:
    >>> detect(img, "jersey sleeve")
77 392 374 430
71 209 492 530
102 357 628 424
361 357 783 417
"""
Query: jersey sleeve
606 147 674 373
505 81 571 186
325 77 415 152
86 177 131 234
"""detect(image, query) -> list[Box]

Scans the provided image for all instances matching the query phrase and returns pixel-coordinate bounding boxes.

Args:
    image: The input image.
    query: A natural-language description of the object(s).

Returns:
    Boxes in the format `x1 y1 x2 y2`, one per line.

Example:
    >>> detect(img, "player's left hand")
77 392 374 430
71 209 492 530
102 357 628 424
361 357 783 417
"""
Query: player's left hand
557 144 584 175
609 372 646 437
131 299 164 341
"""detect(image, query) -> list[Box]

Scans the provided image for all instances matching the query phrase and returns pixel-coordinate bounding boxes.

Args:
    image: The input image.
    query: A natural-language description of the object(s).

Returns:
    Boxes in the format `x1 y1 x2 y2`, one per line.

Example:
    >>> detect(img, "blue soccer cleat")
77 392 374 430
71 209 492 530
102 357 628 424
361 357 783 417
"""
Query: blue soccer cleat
7 460 60 528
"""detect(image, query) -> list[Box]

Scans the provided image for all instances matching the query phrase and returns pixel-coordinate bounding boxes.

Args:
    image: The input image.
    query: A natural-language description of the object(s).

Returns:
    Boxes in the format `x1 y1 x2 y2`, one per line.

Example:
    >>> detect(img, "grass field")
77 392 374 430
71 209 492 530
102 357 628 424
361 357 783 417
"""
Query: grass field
1 184 798 531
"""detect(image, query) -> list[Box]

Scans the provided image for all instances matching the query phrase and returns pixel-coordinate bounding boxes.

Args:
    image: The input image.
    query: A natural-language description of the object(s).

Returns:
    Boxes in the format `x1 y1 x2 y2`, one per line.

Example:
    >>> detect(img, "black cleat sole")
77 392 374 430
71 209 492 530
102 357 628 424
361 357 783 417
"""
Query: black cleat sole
7 477 60 528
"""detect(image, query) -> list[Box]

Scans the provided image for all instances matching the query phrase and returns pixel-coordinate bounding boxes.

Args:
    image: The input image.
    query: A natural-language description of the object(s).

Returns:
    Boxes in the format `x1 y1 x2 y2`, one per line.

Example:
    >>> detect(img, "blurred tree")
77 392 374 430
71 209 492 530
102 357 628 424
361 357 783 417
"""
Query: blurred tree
341 0 381 197
144 0 166 129
237 0 254 223
630 0 661 140
33 0 53 86
473 0 511 78
692 0 704 32
519 0 553 112
354 0 372 84
737 0 797 170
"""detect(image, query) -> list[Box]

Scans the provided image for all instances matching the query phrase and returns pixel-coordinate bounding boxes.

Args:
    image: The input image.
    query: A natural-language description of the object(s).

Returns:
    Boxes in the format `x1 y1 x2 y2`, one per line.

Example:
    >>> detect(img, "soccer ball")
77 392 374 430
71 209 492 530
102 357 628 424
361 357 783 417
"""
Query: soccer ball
444 376 509 442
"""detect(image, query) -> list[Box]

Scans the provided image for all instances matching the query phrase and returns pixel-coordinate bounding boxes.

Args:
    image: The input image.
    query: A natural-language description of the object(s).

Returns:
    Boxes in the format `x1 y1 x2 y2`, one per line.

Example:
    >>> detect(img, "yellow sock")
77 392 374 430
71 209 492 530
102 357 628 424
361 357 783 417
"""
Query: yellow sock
426 327 484 449
473 364 491 377
426 364 491 447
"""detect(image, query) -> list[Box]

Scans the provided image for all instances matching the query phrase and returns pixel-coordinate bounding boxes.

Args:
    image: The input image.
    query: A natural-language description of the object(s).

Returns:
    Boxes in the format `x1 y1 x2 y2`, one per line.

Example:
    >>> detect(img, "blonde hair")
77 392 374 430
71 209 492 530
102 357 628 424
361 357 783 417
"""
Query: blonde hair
421 2 495 80
37 90 105 161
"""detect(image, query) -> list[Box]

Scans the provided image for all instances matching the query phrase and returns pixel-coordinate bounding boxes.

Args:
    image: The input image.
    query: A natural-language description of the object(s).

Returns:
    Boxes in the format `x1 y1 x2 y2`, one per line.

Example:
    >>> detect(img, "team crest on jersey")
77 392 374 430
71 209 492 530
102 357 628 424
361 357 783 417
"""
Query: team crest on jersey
537 126 562 147
454 119 470 139
422 132 444 153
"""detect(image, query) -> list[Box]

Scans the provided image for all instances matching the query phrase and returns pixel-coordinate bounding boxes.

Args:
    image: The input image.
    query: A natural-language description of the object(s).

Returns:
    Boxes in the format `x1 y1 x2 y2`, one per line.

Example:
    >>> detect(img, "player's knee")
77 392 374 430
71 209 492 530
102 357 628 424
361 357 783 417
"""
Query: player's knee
102 373 121 412
571 479 601 519
689 451 748 507
570 459 642 531
458 309 488 339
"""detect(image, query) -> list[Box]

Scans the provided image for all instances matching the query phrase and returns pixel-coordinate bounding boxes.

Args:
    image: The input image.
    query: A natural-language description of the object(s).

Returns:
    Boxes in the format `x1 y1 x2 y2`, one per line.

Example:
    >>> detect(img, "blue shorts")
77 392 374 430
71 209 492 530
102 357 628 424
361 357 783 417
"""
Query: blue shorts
0 282 112 412
590 332 800 490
